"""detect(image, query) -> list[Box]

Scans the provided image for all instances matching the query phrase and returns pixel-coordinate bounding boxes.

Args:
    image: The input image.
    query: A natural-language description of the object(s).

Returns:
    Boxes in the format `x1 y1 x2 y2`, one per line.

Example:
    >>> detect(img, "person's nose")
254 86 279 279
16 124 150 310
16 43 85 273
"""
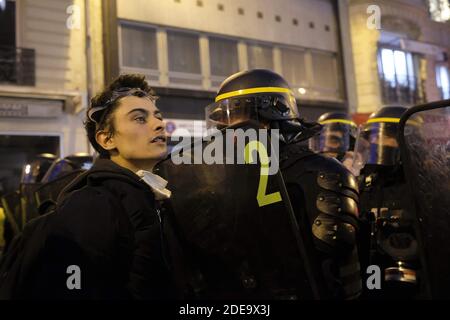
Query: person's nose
151 117 166 135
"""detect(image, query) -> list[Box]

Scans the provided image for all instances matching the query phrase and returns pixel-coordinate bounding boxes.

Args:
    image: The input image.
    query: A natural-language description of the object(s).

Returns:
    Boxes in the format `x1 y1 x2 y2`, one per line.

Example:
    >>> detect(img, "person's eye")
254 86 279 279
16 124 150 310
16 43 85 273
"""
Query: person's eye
155 113 163 121
134 116 147 123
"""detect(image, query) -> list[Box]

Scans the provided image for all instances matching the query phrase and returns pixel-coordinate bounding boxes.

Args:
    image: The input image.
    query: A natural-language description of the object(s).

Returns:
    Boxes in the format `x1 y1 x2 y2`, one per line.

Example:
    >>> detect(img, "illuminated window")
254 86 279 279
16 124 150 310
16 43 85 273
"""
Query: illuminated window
436 65 450 99
378 48 423 104
380 48 415 87
428 0 450 22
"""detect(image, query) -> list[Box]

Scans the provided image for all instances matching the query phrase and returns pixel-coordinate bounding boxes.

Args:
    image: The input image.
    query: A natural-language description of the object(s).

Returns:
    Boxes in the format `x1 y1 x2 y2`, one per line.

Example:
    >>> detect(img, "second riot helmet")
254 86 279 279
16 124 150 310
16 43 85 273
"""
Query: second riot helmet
309 112 357 159
353 106 407 171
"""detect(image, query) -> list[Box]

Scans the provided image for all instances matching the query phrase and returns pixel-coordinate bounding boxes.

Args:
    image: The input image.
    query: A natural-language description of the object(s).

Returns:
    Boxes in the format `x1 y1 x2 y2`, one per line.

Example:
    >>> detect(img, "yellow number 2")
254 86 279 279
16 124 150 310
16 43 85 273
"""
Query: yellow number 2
244 141 282 207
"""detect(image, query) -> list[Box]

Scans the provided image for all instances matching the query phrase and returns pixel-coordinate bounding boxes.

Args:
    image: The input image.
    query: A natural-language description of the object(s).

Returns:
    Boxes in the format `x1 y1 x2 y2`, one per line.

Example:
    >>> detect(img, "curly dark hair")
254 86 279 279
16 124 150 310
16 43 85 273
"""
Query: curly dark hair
84 74 157 158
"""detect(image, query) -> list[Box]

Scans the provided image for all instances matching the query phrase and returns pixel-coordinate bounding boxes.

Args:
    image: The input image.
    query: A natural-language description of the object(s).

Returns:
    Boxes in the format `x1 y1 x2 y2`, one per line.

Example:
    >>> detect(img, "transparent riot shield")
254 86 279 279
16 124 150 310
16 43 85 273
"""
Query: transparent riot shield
0 191 21 235
19 183 43 224
156 121 321 299
399 100 450 299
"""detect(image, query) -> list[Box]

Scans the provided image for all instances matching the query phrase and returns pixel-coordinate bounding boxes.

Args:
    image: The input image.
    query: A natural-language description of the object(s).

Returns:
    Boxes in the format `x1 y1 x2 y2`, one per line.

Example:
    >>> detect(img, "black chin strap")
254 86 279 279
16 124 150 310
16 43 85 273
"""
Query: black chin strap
271 119 322 144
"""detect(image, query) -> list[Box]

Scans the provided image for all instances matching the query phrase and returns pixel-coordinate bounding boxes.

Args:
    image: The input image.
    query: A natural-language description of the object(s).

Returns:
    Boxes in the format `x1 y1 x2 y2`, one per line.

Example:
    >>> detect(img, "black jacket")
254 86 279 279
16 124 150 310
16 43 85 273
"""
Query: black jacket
24 158 176 299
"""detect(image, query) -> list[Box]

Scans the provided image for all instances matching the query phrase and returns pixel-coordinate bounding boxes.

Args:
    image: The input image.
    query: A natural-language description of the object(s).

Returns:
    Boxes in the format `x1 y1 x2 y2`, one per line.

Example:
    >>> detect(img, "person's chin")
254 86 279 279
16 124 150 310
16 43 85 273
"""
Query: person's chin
152 148 168 160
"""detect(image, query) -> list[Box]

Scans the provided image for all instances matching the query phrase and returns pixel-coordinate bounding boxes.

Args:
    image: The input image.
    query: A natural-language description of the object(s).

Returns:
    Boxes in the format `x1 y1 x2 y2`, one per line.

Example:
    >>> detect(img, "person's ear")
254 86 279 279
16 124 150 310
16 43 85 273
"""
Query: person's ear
95 130 116 151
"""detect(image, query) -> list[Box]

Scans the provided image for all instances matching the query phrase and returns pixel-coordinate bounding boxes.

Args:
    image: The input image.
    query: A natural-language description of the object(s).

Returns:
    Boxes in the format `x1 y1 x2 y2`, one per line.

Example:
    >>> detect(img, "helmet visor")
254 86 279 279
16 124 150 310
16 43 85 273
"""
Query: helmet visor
41 159 78 183
205 92 298 131
353 122 400 170
21 158 55 184
309 122 357 155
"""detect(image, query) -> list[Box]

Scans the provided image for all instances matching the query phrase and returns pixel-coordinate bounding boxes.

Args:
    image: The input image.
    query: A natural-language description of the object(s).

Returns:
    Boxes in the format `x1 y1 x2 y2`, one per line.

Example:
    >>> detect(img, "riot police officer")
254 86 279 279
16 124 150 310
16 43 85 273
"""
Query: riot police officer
309 112 357 161
1 153 56 252
20 153 57 185
35 153 94 215
19 153 57 223
353 106 420 299
163 69 362 299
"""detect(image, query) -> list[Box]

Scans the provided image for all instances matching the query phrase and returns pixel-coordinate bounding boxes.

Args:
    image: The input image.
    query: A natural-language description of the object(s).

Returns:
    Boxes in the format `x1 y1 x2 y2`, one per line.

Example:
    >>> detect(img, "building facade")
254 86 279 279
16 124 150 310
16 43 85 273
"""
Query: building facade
4 0 447 193
0 0 103 192
104 0 349 138
342 0 450 121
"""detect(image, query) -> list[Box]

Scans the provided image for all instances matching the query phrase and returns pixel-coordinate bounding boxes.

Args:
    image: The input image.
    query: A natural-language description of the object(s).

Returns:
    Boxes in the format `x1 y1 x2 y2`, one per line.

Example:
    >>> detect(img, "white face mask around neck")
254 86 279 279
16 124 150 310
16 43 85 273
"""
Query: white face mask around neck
135 170 172 200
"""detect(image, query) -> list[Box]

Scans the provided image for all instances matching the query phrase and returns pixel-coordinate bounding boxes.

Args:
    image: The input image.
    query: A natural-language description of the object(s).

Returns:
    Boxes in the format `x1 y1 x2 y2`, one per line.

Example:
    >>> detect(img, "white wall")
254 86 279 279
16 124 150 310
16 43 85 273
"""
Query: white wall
117 0 339 52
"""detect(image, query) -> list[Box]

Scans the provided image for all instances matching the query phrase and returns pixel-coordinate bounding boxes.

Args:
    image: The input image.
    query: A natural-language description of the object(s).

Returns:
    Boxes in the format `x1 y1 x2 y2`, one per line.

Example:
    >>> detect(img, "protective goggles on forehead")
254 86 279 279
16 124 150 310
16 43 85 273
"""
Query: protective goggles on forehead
87 87 151 124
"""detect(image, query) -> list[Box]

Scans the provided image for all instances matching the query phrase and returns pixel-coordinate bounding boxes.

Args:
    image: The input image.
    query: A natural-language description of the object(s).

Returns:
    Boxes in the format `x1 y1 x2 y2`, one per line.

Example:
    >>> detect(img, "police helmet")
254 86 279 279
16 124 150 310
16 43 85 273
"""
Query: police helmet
353 106 407 169
20 153 57 184
205 69 299 131
309 112 357 158
41 153 93 183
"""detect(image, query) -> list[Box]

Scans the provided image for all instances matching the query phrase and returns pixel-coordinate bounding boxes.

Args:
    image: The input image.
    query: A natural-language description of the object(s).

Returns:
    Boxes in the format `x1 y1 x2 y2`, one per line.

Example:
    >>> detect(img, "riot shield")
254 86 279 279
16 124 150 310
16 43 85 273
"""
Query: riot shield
19 183 42 224
399 99 450 299
0 191 21 235
156 121 321 299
